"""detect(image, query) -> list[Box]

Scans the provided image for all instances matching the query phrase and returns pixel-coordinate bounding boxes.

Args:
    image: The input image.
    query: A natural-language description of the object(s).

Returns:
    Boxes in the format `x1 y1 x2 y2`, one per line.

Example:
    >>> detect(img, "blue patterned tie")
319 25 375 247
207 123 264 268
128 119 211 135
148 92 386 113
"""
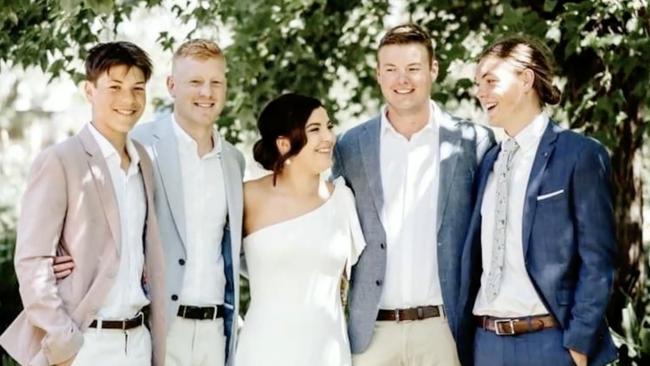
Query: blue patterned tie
485 138 520 303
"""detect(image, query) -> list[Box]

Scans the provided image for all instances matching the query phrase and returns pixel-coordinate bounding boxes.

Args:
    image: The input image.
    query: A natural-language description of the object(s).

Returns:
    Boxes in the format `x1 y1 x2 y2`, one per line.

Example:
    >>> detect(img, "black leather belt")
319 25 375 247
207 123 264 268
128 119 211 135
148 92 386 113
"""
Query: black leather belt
89 312 144 330
177 305 225 320
377 305 442 321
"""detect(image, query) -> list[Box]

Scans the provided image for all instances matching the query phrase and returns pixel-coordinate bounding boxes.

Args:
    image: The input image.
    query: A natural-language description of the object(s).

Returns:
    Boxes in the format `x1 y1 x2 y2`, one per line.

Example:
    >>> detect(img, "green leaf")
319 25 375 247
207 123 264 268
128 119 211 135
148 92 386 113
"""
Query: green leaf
60 0 79 14
83 0 114 14
544 0 557 12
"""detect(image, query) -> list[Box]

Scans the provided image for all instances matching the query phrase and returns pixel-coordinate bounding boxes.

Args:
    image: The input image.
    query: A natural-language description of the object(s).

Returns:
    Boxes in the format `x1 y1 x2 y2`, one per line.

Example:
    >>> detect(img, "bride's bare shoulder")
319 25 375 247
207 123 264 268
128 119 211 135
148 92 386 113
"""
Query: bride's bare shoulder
244 174 274 204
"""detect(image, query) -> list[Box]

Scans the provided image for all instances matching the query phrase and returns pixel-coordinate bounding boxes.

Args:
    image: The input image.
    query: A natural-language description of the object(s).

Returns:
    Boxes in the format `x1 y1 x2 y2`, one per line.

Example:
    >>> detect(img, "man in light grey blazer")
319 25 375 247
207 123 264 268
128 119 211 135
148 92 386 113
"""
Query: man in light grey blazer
131 39 244 366
332 24 494 366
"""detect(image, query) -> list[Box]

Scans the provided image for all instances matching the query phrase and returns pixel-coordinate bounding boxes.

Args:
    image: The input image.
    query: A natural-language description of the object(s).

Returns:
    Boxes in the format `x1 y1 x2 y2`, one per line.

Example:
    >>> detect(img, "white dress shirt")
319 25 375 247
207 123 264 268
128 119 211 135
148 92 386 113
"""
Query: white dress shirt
172 116 228 306
88 123 149 320
473 112 550 317
379 100 442 309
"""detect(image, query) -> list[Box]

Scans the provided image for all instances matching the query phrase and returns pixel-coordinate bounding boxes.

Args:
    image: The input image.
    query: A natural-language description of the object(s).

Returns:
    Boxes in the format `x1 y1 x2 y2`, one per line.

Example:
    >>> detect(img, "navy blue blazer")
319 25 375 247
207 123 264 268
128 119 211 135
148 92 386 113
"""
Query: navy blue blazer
459 121 617 366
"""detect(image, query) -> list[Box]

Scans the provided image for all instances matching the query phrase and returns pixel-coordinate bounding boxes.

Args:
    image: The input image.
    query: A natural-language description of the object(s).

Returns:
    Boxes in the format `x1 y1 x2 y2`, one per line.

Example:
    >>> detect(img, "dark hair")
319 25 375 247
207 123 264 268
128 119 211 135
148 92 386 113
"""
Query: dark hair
479 35 561 106
85 41 153 83
253 93 323 184
378 23 435 65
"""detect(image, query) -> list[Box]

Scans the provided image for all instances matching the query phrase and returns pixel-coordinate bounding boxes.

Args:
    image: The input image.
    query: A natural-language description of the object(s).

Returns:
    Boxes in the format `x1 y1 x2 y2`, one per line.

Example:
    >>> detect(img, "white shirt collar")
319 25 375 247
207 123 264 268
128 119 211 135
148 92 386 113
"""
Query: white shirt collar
510 112 549 153
380 100 439 137
87 122 140 168
171 114 222 156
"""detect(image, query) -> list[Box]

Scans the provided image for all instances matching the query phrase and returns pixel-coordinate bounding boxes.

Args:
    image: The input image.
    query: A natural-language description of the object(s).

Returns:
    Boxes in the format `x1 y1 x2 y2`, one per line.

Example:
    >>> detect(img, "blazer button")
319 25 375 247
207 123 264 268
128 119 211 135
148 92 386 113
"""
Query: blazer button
178 258 185 266
376 280 383 286
380 243 385 249
171 294 178 301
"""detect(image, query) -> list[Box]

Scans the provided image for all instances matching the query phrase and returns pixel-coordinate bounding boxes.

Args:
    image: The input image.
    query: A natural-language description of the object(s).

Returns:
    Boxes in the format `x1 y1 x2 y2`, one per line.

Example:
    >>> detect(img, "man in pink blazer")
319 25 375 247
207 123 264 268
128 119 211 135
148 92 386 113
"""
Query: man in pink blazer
0 42 166 366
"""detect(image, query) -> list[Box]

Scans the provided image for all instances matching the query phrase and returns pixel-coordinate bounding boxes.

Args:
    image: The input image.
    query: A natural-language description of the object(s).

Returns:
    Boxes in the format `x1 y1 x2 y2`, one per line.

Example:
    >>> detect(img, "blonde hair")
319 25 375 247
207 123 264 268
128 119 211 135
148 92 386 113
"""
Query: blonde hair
173 39 224 61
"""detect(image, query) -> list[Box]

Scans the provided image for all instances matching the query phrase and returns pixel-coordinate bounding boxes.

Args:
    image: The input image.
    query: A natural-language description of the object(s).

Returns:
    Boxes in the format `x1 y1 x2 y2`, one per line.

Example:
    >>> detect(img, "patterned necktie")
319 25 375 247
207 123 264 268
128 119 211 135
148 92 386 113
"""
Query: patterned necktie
485 138 520 303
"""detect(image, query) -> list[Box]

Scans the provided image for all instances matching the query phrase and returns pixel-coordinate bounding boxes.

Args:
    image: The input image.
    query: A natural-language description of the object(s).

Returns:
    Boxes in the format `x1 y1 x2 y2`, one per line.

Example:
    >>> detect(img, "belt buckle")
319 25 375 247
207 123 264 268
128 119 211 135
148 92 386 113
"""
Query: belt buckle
394 309 401 322
417 307 424 320
494 319 517 336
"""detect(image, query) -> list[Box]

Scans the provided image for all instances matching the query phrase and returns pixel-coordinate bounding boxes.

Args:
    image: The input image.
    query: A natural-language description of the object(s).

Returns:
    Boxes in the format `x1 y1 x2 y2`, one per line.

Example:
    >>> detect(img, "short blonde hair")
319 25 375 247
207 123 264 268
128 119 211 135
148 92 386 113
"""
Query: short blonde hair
173 39 224 61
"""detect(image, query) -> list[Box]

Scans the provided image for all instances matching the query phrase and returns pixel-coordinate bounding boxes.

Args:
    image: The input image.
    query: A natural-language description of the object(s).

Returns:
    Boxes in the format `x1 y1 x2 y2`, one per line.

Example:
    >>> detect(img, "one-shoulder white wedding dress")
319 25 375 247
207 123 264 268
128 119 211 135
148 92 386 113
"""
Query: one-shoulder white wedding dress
235 178 366 366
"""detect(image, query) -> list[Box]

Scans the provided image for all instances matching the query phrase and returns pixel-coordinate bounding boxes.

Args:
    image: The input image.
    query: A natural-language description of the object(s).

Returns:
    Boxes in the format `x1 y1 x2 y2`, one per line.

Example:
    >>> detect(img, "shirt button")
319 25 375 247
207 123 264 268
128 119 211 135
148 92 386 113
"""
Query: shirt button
171 294 178 301
178 258 185 266
380 243 385 249
375 280 382 286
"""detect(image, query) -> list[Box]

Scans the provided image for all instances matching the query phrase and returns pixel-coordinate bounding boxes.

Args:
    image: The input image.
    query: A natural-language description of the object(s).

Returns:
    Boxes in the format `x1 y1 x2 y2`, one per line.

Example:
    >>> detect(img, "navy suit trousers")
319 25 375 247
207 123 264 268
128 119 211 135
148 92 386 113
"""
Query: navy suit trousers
474 327 575 366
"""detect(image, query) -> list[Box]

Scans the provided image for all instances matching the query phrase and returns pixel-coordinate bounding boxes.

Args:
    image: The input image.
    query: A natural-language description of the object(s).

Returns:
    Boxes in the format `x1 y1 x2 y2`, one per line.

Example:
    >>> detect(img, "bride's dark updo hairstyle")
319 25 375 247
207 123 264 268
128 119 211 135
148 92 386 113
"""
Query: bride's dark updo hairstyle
253 93 323 184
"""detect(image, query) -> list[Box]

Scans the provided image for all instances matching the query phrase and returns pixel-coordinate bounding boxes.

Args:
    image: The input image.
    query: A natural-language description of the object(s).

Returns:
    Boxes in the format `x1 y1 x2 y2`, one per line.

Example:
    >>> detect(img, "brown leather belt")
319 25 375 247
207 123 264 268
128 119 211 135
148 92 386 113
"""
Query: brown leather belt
377 305 442 321
475 314 557 335
89 312 144 330
177 305 224 320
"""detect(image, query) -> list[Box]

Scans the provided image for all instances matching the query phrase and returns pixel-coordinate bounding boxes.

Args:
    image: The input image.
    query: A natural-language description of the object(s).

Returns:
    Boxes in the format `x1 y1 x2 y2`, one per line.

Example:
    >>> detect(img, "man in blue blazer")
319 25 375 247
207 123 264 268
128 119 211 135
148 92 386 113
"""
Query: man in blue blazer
459 36 617 366
333 24 494 365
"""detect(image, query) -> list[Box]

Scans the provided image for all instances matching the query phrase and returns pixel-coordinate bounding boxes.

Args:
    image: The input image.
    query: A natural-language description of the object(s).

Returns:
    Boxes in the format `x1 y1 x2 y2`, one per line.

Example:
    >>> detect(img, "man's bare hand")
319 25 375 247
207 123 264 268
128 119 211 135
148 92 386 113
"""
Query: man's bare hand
53 255 75 280
569 348 587 366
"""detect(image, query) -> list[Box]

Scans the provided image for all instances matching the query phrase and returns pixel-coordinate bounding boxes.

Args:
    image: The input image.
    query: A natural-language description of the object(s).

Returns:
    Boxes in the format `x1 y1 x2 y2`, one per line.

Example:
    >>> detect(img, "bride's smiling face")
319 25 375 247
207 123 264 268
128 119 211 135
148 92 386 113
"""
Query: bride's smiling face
288 107 335 174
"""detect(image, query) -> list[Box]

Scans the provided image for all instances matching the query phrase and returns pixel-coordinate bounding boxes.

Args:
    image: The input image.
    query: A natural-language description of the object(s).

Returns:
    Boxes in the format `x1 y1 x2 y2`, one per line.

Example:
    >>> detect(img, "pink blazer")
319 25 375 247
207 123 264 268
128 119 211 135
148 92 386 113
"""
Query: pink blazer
0 126 166 366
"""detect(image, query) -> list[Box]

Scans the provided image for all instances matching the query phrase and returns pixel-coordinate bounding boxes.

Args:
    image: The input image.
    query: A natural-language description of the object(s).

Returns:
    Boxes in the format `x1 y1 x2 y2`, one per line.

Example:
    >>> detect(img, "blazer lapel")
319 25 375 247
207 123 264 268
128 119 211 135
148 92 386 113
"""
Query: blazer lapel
220 145 243 261
522 121 560 256
359 118 384 222
436 112 463 235
476 145 500 208
464 144 499 264
134 141 154 239
153 117 188 249
79 125 121 254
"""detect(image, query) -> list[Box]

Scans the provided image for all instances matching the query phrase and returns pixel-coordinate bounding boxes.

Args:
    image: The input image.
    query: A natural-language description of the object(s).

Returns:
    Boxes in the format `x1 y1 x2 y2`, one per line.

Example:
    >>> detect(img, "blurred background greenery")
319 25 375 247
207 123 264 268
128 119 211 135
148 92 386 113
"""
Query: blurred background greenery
1 0 649 365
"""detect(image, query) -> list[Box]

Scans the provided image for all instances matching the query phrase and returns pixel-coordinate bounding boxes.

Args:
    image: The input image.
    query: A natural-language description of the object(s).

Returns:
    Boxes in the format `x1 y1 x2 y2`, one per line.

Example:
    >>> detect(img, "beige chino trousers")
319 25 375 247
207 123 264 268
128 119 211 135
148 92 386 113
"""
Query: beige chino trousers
165 316 226 366
352 316 460 366
71 325 151 366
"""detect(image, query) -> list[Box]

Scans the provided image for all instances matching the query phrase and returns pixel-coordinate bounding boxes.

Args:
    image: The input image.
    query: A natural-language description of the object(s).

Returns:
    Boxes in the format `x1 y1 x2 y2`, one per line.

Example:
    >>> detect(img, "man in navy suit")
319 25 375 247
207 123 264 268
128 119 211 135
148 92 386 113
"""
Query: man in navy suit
459 36 617 366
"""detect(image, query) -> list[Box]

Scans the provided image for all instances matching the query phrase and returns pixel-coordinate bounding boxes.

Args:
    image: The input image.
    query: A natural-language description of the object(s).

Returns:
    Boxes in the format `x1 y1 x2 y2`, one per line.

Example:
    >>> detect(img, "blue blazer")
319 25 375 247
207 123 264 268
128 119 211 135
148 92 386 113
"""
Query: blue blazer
459 121 617 366
333 108 495 356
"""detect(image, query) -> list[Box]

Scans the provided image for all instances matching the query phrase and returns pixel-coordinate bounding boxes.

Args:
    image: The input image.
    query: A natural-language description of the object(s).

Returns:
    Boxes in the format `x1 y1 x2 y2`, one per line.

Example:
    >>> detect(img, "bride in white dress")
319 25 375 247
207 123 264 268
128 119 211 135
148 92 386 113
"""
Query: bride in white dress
235 93 366 366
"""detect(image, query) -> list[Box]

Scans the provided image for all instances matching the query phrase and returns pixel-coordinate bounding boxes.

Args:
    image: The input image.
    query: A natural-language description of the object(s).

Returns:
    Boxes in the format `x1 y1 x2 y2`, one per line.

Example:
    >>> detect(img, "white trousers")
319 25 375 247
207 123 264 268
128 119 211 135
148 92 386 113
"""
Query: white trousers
71 325 151 366
165 316 226 366
352 316 460 366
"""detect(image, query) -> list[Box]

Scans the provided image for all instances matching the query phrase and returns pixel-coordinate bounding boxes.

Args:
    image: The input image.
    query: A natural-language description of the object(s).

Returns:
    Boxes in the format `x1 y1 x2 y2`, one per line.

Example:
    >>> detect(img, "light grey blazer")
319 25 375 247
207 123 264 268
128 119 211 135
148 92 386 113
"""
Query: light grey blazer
332 108 495 354
131 115 245 366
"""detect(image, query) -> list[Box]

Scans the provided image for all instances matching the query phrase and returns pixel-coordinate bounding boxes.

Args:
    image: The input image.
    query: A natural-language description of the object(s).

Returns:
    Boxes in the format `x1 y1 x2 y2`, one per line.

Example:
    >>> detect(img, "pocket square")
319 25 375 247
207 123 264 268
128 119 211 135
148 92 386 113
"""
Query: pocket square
537 189 565 201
